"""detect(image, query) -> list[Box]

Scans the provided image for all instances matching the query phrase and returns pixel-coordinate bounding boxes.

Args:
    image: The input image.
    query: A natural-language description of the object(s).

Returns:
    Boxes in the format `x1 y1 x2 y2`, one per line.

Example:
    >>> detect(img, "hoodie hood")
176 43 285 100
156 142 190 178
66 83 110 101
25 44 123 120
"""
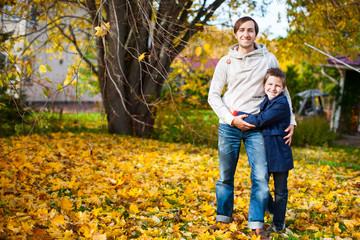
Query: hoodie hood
228 42 269 59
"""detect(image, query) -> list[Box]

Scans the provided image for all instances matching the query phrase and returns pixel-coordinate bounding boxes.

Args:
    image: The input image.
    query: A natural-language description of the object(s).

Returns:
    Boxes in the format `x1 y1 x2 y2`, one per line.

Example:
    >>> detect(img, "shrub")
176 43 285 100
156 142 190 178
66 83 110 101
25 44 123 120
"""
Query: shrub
154 107 339 148
0 86 31 137
153 106 219 148
292 116 338 147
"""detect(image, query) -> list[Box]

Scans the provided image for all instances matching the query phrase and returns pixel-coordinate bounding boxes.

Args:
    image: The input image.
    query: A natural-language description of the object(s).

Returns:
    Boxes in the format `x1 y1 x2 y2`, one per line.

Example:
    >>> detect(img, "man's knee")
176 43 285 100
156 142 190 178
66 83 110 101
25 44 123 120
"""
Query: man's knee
216 177 235 186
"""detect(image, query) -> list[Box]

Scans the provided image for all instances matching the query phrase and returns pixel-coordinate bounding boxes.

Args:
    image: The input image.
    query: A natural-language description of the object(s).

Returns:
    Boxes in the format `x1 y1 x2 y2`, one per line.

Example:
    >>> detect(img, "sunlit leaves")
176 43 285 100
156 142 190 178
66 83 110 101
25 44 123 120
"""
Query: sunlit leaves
94 22 110 37
194 46 202 57
1 0 98 101
63 75 72 86
280 0 360 65
203 43 211 51
39 64 47 73
0 133 359 239
57 84 63 92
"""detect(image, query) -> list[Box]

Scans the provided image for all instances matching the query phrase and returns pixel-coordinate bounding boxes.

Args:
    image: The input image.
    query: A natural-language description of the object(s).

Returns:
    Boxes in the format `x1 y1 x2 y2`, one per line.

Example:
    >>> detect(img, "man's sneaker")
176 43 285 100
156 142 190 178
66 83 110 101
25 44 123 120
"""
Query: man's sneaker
209 224 220 231
209 222 229 231
251 228 269 240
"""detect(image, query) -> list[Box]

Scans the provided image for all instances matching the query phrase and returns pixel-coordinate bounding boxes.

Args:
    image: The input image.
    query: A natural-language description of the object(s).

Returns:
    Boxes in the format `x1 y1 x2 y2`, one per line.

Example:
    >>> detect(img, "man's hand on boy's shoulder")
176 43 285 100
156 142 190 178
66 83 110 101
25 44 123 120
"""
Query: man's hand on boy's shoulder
231 114 255 130
284 124 295 146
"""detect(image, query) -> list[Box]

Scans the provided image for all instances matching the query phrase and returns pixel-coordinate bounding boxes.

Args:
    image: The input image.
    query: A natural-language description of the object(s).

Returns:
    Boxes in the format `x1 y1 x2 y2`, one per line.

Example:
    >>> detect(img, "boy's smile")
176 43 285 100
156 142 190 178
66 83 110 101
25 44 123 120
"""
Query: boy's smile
265 76 285 100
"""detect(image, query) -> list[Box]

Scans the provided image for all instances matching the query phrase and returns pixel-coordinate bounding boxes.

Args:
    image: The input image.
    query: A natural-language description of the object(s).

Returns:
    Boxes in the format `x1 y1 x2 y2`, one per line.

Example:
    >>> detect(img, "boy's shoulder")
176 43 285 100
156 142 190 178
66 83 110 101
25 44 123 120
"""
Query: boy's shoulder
272 92 288 103
261 93 289 110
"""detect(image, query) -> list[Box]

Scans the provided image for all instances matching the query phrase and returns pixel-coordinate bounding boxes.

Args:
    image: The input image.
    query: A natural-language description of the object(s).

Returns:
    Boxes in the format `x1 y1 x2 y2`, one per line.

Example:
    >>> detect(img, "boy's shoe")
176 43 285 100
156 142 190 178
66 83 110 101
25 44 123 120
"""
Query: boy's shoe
251 228 269 240
265 222 285 234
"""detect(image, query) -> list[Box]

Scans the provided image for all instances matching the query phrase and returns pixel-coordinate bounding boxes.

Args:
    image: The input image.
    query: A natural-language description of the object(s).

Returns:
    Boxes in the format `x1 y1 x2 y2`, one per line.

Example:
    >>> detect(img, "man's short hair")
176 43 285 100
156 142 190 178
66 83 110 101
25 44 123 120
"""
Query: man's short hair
264 68 286 87
233 16 259 36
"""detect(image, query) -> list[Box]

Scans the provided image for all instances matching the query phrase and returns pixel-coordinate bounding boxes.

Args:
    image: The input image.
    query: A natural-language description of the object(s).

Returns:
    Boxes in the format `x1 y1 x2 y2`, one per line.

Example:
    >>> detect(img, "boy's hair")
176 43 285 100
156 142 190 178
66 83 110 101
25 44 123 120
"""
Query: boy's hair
233 16 259 36
264 68 286 87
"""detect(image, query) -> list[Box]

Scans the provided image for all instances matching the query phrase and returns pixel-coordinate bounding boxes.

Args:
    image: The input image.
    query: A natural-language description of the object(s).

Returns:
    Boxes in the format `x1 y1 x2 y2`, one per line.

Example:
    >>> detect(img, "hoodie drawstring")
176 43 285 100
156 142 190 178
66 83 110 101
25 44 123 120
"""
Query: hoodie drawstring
263 48 269 70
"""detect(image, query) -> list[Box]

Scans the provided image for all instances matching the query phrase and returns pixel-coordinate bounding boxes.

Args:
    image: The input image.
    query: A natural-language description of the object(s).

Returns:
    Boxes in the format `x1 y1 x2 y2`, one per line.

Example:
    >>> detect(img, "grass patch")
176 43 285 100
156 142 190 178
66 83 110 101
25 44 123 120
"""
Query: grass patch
295 146 360 170
5 112 107 136
153 107 219 148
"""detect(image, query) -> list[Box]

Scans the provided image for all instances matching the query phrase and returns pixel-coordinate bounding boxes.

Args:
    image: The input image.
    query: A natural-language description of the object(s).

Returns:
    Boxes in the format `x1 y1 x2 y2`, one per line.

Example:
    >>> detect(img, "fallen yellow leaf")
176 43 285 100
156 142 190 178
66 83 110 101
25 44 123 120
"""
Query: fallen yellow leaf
52 215 65 226
60 197 74 211
129 204 139 214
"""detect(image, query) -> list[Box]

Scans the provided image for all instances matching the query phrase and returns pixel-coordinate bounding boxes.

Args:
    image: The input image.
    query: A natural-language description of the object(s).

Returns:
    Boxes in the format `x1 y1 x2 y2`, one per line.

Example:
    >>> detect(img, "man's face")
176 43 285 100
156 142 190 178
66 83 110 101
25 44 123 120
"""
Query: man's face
264 76 285 100
234 20 257 49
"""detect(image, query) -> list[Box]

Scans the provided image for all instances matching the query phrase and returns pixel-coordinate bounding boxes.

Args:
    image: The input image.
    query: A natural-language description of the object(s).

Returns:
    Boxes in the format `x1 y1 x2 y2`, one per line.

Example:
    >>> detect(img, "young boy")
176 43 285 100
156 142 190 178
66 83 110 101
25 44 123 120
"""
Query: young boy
231 68 294 233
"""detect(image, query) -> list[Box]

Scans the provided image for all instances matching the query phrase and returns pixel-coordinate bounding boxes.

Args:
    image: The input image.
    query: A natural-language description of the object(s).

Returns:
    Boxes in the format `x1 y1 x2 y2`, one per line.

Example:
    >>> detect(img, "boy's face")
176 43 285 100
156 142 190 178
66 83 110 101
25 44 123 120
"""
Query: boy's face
264 76 285 100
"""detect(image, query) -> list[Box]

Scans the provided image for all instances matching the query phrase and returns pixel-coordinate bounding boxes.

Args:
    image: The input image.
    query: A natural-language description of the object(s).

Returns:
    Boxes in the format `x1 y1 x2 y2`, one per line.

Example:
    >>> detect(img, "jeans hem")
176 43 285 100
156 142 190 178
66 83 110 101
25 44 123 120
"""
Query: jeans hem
216 215 233 223
248 221 264 229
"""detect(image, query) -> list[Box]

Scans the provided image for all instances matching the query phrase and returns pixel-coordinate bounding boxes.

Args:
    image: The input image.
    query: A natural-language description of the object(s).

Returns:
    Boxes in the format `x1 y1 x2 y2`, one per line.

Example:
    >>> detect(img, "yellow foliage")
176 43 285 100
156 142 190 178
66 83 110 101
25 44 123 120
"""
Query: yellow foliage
0 133 359 239
60 197 74 211
52 215 65 226
63 75 72 86
39 64 47 73
129 204 139 214
343 219 358 231
195 46 202 57
94 22 110 37
138 52 146 62
204 43 211 51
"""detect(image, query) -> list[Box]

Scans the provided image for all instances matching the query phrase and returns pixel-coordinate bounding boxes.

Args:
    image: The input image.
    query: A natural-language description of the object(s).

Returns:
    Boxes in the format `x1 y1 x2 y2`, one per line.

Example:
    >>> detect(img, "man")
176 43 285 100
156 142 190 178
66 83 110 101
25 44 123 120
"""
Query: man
208 16 295 239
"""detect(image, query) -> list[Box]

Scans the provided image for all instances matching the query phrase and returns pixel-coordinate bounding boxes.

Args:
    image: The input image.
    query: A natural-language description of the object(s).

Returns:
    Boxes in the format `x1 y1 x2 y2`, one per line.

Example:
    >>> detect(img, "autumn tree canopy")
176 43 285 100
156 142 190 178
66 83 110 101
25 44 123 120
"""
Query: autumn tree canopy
276 0 360 65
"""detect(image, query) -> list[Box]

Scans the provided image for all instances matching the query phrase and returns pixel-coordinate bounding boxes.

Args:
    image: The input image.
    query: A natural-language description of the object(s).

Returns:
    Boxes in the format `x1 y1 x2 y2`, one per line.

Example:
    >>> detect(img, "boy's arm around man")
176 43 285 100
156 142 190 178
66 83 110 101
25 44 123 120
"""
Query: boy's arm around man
238 93 291 129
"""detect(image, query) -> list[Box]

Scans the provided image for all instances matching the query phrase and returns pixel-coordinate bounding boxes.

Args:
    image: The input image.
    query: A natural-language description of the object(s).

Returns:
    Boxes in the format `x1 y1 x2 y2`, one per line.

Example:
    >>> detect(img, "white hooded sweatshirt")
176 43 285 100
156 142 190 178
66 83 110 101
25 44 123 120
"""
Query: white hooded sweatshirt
208 43 296 126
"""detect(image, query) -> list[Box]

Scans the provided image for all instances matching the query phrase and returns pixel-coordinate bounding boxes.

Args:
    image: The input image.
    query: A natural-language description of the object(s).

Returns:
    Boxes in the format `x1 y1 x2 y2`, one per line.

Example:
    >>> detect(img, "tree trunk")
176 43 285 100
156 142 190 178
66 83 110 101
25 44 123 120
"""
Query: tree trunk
85 0 226 137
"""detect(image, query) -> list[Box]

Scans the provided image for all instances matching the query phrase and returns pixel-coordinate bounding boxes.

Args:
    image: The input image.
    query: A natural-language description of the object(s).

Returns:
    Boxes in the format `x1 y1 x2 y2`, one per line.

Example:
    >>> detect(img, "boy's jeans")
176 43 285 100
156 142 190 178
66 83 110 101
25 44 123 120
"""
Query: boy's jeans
267 171 289 231
216 123 269 229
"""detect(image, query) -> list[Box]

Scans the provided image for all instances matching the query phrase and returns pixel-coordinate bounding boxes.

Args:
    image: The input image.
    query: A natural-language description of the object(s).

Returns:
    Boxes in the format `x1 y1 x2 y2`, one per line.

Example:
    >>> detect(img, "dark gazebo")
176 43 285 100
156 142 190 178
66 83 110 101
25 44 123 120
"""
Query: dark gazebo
296 89 329 116
320 55 360 133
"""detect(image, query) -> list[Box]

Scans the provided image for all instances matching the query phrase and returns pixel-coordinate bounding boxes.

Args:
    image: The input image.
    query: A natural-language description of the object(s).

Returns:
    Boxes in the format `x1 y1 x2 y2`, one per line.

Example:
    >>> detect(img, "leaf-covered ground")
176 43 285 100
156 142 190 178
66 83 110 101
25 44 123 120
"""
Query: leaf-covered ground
0 133 359 239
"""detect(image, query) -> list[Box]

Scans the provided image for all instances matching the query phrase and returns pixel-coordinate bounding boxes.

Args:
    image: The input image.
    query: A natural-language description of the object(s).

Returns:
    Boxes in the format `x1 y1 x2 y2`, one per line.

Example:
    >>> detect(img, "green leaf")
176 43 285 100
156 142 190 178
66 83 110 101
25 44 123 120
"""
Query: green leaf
46 143 54 152
46 64 52 71
7 72 13 80
43 88 50 98
15 125 21 134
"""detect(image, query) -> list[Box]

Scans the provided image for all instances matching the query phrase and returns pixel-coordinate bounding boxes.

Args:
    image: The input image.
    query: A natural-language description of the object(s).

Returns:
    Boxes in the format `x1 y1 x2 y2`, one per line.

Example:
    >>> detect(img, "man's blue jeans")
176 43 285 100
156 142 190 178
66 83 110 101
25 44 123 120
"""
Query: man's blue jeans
267 171 289 231
216 123 269 229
